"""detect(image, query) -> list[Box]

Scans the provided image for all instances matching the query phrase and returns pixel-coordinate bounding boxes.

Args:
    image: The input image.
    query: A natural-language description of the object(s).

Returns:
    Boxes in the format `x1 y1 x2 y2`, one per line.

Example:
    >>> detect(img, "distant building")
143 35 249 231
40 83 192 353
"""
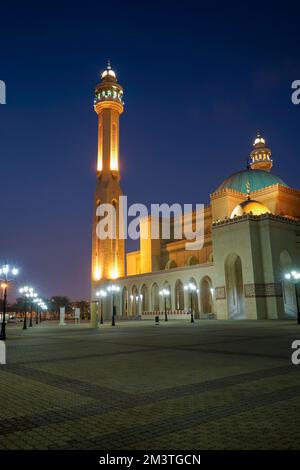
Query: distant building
91 64 300 323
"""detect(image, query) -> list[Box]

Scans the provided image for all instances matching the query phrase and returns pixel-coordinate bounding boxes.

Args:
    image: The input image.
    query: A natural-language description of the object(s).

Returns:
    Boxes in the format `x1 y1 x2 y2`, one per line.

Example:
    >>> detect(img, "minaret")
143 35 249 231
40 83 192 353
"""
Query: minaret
91 62 125 321
249 132 273 172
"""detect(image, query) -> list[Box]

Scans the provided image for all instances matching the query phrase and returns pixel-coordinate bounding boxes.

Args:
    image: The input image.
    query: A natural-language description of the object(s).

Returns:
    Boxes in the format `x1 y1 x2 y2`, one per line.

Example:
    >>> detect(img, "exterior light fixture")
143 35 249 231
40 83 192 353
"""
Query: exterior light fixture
0 263 19 340
184 282 197 323
159 289 170 322
285 270 300 324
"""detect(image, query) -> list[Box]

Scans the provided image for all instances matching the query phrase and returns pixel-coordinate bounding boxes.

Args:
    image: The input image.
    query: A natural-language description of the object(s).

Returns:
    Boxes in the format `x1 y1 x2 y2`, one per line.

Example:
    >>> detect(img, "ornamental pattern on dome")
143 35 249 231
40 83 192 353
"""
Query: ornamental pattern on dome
214 169 288 194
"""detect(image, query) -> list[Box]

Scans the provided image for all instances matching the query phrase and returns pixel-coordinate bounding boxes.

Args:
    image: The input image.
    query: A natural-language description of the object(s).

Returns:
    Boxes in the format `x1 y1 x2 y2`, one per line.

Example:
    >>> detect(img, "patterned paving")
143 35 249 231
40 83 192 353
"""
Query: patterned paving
1 320 300 449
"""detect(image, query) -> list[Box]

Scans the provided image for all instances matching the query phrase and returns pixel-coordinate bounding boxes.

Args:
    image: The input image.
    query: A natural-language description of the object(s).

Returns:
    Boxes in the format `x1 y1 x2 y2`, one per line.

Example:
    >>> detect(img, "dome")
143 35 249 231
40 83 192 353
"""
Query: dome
231 200 271 218
101 60 117 82
214 169 288 194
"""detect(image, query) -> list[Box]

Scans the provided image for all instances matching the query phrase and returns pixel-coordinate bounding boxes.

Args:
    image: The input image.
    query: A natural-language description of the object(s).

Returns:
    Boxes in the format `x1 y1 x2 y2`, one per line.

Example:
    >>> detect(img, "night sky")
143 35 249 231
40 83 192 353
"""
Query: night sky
1 1 300 300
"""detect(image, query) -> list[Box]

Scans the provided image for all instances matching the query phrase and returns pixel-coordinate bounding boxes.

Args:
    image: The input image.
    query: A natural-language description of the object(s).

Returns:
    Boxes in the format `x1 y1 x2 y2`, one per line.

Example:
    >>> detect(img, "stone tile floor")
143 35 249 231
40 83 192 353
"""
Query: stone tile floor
1 319 300 449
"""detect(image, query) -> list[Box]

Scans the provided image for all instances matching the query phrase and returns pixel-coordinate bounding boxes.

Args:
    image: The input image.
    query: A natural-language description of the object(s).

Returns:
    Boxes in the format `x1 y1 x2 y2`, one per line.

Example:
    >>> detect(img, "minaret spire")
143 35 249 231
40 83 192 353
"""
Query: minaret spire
249 132 273 172
91 63 125 321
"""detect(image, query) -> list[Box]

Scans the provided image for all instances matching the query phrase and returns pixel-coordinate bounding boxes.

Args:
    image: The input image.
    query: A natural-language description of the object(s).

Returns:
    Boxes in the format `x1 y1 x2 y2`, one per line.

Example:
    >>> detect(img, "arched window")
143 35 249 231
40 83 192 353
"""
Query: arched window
280 250 297 318
200 276 213 314
122 287 128 317
225 254 245 320
163 281 172 310
165 259 177 270
186 255 198 266
151 283 160 311
131 285 138 315
141 284 148 312
175 280 184 310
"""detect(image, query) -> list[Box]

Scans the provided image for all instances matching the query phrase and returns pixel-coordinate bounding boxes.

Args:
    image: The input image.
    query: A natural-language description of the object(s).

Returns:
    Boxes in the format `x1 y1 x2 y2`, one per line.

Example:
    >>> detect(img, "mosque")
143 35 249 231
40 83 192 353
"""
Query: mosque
90 63 300 325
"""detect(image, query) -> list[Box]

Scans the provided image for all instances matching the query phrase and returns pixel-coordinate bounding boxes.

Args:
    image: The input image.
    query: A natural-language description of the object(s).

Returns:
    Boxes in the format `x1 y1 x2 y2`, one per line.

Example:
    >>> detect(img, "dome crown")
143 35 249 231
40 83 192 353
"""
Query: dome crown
250 132 272 171
101 60 117 82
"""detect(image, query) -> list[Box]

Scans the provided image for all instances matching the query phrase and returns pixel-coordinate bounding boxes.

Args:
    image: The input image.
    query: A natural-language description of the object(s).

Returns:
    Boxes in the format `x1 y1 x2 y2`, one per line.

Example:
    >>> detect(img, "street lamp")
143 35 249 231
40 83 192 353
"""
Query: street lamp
95 289 107 325
107 284 120 326
184 282 197 323
0 264 19 340
34 297 43 324
40 303 47 322
285 270 300 324
26 290 37 327
159 288 170 322
19 286 33 330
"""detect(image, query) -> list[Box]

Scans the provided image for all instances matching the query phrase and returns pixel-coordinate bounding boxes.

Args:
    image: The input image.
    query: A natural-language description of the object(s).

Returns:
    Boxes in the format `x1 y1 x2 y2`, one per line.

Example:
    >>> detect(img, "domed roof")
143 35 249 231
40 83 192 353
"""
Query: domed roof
231 199 271 218
214 169 288 194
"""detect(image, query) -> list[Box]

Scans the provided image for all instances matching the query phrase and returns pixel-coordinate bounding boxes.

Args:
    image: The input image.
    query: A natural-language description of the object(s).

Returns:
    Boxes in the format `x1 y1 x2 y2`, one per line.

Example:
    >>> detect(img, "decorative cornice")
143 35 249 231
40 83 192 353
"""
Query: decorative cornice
119 262 214 282
210 183 300 199
212 212 300 228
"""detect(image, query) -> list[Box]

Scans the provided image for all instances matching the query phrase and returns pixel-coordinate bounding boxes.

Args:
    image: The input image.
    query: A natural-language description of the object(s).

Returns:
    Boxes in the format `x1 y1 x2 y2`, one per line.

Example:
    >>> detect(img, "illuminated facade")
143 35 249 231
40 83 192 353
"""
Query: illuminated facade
91 66 300 324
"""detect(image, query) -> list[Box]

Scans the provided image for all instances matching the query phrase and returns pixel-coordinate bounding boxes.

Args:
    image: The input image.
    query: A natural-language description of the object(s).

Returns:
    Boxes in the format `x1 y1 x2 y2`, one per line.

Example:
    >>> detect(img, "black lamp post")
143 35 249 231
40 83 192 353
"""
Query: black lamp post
95 290 107 325
28 292 38 326
107 285 120 326
35 303 39 324
184 282 198 323
29 299 33 327
0 264 19 340
38 302 47 323
0 282 8 340
23 298 27 330
19 286 35 331
159 288 170 322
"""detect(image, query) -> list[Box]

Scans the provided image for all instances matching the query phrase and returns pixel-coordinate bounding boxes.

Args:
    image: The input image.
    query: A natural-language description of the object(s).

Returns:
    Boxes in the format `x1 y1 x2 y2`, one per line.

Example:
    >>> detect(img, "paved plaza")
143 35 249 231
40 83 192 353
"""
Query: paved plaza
1 319 300 450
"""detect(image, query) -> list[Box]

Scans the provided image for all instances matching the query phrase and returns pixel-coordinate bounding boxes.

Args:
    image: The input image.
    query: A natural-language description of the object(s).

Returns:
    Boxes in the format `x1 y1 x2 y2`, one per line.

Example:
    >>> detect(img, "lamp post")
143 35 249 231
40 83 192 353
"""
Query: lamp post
0 264 19 340
19 286 33 330
159 288 170 322
34 298 43 324
184 282 197 323
107 284 120 326
40 303 47 322
95 289 107 325
29 292 38 326
28 293 33 327
285 271 300 324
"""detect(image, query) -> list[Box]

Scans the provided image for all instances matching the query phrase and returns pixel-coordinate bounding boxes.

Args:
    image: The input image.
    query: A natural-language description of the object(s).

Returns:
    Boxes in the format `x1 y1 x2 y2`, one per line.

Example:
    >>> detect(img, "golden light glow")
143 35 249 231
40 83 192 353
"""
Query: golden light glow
101 69 116 79
110 122 118 171
110 152 118 171
97 121 103 172
97 158 102 172
231 200 270 218
94 266 102 281
109 268 119 280
254 136 265 146
1 282 7 289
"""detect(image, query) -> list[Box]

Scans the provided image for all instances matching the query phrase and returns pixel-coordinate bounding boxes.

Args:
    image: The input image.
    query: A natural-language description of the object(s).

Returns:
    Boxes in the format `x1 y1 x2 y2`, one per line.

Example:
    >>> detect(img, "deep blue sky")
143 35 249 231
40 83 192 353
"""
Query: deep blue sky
1 1 300 300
